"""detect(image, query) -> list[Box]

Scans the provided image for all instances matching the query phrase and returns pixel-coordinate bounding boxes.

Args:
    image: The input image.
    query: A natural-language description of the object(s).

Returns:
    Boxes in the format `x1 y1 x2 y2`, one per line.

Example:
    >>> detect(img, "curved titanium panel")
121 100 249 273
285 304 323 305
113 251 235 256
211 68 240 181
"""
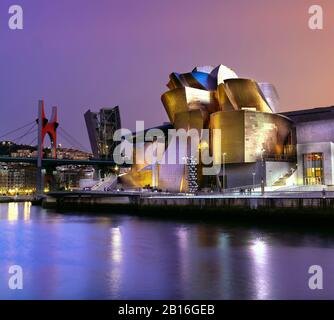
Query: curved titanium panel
211 64 238 85
210 110 246 164
192 65 215 74
174 109 206 131
258 82 280 113
161 88 189 123
180 72 217 91
210 110 292 164
224 79 273 113
161 87 218 124
167 73 188 90
119 169 152 188
217 83 237 111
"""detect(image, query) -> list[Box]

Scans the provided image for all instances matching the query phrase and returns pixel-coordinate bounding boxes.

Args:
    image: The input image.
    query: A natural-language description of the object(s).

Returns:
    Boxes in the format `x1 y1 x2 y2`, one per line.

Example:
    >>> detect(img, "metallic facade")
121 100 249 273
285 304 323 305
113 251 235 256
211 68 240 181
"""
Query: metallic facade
258 82 280 113
210 110 292 164
161 64 293 165
123 64 295 192
223 79 273 113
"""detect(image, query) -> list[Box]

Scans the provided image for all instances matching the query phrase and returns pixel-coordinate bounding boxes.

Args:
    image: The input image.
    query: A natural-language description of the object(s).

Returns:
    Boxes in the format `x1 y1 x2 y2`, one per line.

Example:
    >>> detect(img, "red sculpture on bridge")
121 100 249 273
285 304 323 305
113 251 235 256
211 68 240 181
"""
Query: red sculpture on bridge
36 100 58 159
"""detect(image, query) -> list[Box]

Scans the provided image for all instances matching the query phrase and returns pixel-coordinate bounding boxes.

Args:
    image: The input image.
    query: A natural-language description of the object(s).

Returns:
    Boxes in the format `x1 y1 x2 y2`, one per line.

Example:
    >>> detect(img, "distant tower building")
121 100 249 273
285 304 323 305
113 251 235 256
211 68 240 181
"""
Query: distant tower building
84 106 121 160
84 110 99 158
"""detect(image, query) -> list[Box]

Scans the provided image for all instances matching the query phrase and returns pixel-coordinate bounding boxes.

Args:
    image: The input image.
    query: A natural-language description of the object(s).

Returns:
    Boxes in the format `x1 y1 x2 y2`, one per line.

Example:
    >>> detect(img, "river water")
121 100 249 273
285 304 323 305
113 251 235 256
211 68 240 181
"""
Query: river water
0 202 334 300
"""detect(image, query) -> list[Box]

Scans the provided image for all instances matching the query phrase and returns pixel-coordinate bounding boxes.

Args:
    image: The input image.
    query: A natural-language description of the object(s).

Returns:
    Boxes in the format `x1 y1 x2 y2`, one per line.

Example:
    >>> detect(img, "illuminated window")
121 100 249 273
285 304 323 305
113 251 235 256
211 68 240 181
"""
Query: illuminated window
303 153 324 185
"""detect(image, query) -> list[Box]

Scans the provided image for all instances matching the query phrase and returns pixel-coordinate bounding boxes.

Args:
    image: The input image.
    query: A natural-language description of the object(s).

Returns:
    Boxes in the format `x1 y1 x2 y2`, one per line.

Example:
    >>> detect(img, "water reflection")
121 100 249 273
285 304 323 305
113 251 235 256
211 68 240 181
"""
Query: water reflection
111 227 123 263
24 202 31 221
251 238 267 264
7 202 19 221
176 227 189 298
3 202 31 222
177 227 188 251
250 237 270 300
1 203 334 300
197 226 220 247
219 233 232 299
109 227 123 299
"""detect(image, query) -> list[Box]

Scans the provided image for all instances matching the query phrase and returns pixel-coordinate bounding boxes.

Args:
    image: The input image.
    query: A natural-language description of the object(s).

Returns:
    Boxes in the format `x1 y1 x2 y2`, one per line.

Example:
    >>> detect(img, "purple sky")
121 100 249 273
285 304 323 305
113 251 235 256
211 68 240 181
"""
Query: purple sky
1 0 334 149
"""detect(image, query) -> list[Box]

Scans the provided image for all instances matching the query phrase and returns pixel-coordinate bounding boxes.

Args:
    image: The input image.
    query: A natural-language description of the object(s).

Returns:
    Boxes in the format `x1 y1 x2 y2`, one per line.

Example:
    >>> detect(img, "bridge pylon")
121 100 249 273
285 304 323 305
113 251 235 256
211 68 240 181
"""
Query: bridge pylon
36 99 59 195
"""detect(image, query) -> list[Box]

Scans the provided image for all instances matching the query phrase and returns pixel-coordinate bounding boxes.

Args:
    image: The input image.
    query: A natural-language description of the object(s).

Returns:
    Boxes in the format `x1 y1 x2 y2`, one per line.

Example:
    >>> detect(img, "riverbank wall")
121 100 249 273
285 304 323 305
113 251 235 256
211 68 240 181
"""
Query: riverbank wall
42 192 334 226
0 195 34 203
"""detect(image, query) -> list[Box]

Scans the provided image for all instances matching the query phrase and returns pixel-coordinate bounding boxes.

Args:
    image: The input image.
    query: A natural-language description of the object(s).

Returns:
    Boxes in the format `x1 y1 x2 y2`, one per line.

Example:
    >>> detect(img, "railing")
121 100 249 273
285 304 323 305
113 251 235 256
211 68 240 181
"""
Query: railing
210 184 262 194
263 154 297 162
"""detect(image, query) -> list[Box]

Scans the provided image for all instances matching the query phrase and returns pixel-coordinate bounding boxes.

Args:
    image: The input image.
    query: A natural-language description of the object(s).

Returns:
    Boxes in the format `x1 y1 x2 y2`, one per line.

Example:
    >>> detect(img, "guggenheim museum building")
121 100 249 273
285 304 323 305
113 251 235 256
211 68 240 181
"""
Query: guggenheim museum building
118 64 334 192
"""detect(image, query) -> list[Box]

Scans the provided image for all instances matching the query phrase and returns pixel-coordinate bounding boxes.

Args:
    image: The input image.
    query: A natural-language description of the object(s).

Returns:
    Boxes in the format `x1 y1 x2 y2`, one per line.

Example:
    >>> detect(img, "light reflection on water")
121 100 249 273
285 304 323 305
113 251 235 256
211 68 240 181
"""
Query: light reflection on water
23 202 31 221
109 227 123 299
0 202 334 300
250 238 270 300
7 203 19 222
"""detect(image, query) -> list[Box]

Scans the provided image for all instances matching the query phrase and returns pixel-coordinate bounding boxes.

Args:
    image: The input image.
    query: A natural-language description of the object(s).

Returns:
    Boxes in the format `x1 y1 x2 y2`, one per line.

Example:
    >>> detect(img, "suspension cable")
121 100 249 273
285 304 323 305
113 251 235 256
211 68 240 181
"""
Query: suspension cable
27 136 37 147
58 131 79 150
0 121 36 140
59 127 90 152
59 127 86 149
12 124 37 145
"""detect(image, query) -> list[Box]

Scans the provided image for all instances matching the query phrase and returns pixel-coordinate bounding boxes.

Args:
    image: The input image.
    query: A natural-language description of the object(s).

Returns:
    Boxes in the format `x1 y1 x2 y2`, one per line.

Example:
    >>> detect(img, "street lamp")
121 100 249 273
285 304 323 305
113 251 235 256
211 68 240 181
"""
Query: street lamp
223 153 227 191
261 148 265 195
252 172 256 190
269 170 272 187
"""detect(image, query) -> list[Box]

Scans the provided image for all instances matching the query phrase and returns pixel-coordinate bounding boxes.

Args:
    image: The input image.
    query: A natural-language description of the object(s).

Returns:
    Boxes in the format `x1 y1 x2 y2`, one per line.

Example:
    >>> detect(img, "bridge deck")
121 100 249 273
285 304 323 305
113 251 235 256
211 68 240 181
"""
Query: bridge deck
0 157 129 167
